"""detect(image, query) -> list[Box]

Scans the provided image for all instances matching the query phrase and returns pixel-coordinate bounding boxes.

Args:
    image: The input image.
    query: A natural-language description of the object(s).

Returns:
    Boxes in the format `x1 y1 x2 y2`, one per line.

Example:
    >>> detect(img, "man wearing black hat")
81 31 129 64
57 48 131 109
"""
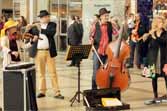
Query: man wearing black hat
67 15 84 66
89 8 112 89
28 10 64 99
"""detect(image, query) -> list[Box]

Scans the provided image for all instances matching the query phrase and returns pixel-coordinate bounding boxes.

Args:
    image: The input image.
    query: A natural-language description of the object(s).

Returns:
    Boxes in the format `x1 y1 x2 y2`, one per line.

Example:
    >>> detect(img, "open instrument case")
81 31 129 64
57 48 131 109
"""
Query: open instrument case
83 88 130 111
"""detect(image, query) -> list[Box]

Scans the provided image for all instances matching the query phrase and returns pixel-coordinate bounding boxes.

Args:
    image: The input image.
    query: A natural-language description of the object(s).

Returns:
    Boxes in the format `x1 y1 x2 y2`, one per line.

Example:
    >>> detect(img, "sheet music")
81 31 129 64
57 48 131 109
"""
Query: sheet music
102 98 122 107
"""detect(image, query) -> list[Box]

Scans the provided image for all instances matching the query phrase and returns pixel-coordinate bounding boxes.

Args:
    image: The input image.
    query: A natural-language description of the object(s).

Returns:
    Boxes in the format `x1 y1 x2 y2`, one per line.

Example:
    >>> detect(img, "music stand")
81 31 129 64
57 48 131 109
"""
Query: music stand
65 44 92 106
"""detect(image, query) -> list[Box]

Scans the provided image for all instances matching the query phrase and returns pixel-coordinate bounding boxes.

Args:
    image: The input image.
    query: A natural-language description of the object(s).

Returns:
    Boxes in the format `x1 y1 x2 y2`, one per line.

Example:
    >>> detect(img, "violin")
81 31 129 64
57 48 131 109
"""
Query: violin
22 23 43 40
23 33 43 40
23 33 34 39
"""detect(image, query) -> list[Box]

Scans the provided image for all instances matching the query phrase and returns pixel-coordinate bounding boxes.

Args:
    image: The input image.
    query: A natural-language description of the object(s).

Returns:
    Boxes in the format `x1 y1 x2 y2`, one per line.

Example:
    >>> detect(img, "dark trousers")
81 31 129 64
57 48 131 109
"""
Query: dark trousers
127 28 133 36
152 74 167 98
129 40 146 67
92 52 107 89
69 44 82 65
140 42 148 66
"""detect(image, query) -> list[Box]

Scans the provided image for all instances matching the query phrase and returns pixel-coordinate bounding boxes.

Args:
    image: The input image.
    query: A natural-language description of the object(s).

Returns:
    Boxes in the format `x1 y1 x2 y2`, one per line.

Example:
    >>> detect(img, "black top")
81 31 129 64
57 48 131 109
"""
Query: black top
28 22 57 58
67 21 83 45
145 29 167 75
137 21 148 38
9 39 21 62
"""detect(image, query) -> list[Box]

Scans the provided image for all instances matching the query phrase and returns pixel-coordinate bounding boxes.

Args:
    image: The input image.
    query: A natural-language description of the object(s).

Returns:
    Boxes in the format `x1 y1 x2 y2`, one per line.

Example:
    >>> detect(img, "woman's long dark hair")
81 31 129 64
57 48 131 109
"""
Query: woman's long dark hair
20 16 27 26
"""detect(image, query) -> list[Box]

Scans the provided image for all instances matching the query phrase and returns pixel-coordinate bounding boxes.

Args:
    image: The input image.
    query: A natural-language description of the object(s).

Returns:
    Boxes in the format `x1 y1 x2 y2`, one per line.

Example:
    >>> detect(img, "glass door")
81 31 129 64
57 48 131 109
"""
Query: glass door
59 0 68 51
49 0 82 51
50 0 59 17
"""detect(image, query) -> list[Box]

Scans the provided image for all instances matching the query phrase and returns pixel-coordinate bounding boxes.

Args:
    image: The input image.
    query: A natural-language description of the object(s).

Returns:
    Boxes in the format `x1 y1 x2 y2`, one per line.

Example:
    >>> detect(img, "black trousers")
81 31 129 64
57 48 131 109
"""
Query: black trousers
129 41 141 66
152 74 167 98
129 40 148 67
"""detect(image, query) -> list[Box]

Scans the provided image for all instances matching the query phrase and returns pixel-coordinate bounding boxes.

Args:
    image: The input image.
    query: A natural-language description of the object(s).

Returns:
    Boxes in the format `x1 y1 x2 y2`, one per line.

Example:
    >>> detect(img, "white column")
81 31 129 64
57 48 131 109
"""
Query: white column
29 0 37 24
37 0 49 13
29 0 34 24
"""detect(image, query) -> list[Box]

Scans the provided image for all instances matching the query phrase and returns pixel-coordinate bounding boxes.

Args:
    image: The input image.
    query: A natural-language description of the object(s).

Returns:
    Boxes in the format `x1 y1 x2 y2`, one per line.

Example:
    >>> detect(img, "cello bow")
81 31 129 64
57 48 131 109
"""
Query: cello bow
92 45 105 68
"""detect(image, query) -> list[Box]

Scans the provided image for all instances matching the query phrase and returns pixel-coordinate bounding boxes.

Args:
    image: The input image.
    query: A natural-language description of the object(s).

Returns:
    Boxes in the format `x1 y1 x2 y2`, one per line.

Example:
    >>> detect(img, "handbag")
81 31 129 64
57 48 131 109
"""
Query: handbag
142 64 156 78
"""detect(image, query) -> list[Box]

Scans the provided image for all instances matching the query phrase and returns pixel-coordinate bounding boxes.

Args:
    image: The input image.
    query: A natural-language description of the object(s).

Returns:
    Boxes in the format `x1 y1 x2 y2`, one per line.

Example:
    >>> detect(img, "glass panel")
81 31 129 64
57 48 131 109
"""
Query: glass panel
13 0 21 19
59 0 68 18
60 18 67 34
59 0 68 51
69 0 82 17
13 0 27 20
59 0 68 34
50 0 58 16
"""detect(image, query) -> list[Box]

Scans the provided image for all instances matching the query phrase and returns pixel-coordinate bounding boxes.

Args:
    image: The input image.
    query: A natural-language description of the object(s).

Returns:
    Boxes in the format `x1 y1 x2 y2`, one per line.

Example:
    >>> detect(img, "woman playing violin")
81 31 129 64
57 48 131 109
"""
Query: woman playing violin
0 19 22 69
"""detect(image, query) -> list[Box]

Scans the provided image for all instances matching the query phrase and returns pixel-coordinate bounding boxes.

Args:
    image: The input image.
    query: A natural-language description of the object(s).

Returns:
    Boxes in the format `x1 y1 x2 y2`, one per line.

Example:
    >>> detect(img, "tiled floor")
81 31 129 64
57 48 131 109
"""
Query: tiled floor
1 52 167 111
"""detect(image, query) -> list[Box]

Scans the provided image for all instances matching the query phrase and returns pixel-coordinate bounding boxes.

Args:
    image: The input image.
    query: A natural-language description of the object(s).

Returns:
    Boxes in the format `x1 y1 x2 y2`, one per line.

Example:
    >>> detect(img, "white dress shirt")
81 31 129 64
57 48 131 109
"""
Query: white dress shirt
37 23 49 49
128 19 135 29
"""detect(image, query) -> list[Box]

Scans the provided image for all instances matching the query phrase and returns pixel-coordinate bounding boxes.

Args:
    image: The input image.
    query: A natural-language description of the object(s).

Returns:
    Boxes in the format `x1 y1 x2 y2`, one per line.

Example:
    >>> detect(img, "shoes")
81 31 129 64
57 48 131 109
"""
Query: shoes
37 93 64 99
37 93 46 98
159 95 167 103
144 98 161 105
67 63 75 67
67 63 78 67
137 65 141 69
126 64 133 68
144 99 156 105
54 94 64 99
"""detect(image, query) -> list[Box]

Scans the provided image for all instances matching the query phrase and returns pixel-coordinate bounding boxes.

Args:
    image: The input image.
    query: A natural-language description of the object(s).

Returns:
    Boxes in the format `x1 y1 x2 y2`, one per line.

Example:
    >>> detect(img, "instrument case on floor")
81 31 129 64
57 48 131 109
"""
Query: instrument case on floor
83 88 130 111
2 62 38 111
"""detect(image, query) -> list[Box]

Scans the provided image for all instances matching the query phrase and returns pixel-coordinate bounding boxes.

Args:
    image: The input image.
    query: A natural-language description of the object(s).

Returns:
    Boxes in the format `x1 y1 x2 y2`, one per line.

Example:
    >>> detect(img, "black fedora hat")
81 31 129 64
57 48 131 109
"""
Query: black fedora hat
38 10 50 18
98 8 110 17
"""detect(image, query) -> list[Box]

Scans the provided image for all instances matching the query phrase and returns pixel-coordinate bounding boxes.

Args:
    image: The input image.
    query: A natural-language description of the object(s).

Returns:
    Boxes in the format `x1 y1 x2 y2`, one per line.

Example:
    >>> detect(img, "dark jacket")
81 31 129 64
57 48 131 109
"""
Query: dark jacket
138 21 148 38
138 21 149 59
28 22 57 58
67 21 83 45
156 30 167 74
93 22 112 50
145 30 167 74
27 26 38 58
145 35 159 66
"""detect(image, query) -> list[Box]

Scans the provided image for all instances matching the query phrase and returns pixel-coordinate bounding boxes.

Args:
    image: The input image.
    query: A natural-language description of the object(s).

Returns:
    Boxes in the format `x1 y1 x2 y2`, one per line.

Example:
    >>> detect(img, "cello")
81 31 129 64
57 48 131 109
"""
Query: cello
95 22 131 92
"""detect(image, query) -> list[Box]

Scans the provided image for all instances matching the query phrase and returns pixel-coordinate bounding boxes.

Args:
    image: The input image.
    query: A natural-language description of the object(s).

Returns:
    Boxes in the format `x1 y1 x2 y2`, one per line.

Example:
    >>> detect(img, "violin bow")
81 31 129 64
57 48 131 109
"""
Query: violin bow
92 45 104 67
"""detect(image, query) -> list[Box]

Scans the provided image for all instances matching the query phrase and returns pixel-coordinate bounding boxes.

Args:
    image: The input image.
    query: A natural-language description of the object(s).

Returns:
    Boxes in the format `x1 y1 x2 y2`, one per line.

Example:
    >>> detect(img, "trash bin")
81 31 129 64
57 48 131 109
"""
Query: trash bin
83 88 130 111
2 62 38 111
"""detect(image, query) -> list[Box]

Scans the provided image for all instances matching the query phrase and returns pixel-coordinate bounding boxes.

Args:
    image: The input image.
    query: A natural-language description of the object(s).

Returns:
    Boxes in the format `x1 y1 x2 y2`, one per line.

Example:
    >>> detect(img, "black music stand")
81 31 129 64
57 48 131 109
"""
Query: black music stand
65 45 92 106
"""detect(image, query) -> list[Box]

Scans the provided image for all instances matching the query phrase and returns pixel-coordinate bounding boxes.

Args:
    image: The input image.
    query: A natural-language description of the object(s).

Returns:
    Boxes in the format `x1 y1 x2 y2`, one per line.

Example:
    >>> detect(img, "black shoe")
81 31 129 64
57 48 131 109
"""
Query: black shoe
127 64 133 68
159 95 167 103
67 63 75 67
137 65 141 69
37 93 46 98
54 94 64 99
144 99 156 105
144 98 161 105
